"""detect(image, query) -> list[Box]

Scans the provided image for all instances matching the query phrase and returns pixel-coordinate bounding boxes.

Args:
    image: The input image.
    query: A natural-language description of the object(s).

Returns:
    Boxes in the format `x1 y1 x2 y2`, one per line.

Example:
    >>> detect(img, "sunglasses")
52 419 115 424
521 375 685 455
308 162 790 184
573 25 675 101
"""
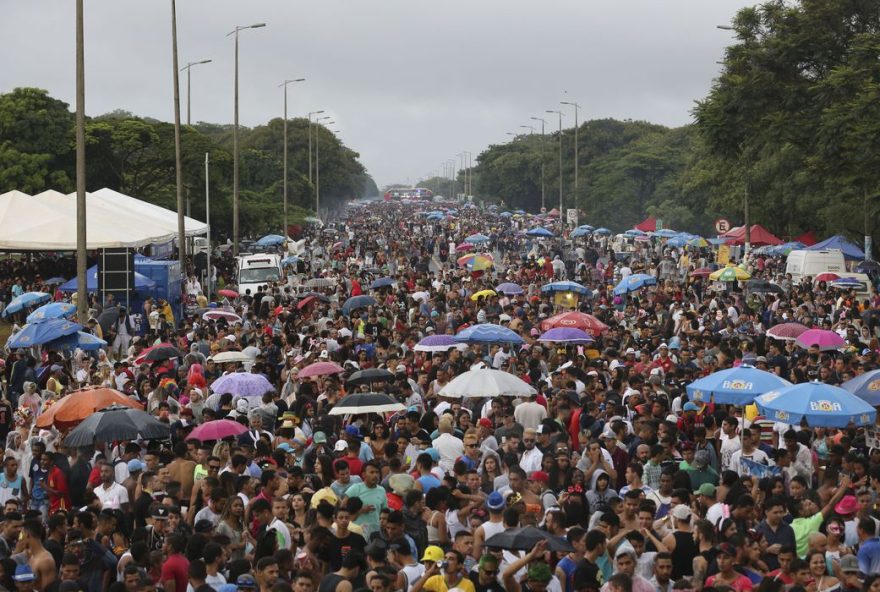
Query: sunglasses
482 569 498 576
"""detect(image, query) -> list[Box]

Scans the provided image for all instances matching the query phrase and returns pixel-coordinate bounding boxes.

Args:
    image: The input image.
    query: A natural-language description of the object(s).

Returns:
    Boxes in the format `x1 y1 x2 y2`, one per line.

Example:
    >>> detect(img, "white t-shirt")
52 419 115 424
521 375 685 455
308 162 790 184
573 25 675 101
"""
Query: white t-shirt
95 482 129 510
729 449 770 476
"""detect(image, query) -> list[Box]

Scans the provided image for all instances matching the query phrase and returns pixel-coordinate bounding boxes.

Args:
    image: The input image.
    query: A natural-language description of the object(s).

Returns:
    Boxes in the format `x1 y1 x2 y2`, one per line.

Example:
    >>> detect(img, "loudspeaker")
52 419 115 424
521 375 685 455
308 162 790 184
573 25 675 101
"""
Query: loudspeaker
98 248 134 309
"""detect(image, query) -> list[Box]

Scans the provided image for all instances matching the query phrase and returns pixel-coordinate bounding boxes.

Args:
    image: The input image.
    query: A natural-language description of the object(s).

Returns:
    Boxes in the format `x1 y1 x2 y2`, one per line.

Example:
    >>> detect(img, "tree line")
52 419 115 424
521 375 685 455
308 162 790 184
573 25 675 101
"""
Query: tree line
0 88 378 239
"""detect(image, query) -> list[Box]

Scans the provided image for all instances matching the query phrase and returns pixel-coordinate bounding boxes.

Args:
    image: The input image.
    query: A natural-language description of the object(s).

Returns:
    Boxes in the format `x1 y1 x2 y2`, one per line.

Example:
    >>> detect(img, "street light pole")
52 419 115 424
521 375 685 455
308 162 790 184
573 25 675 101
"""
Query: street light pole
227 22 266 256
561 100 580 201
307 110 324 188
546 109 564 216
464 151 472 198
205 152 211 295
280 78 305 239
315 117 334 219
531 116 547 212
171 0 186 275
181 59 212 126
75 0 87 323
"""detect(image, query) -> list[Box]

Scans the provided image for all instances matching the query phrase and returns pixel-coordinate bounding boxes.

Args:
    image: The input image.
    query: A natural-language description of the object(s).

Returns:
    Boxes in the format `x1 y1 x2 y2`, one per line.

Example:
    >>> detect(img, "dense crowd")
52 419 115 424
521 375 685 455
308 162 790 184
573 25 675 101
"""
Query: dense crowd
0 200 879 592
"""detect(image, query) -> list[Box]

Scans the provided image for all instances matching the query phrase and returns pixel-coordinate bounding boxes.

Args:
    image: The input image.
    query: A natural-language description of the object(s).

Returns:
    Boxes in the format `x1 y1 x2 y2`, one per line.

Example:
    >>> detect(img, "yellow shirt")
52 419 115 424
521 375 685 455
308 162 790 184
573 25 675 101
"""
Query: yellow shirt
423 575 476 592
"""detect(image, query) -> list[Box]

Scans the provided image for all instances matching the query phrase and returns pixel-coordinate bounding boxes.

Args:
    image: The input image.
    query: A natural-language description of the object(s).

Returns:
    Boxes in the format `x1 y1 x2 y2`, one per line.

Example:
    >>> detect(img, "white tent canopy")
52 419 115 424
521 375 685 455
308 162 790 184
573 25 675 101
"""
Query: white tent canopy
0 188 207 250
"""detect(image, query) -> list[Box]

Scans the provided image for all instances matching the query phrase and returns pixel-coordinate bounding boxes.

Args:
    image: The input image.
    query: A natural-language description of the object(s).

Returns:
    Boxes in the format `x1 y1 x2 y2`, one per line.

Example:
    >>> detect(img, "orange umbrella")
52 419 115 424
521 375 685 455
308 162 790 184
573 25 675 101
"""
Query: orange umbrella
36 386 143 429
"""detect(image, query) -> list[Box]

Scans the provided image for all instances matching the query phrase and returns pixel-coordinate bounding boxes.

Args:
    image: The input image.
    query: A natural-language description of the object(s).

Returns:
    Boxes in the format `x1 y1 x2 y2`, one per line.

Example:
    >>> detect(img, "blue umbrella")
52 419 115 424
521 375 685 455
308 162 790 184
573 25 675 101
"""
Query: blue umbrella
6 318 83 349
526 227 554 238
686 366 791 405
625 229 646 237
578 225 595 232
499 212 513 218
653 229 678 238
342 295 377 316
26 302 77 323
427 213 444 221
667 237 688 248
541 281 591 295
455 324 524 345
570 227 592 238
370 277 395 289
43 277 68 286
514 210 526 215
281 256 300 267
59 267 156 292
464 233 491 244
613 274 657 296
46 331 107 352
839 370 880 406
829 277 862 288
256 234 286 247
3 292 51 317
537 327 594 344
594 228 611 235
755 382 876 427
495 282 524 295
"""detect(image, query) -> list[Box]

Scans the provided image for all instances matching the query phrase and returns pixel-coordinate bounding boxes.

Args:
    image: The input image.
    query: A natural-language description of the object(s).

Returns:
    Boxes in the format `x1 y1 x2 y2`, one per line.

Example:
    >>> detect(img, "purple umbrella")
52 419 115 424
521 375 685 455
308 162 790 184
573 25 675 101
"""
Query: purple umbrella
766 322 809 341
537 327 594 344
210 372 275 397
794 329 846 351
414 334 459 353
495 282 524 295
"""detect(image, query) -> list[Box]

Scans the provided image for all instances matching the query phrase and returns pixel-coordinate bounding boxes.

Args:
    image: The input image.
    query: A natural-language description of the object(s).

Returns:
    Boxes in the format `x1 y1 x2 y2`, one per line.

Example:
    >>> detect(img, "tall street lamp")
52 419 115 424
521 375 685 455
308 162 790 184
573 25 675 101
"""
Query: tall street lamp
464 151 472 199
561 100 580 205
181 59 212 126
227 22 266 256
315 117 334 219
530 116 547 212
171 0 186 273
280 78 305 239
546 109 564 216
307 110 324 186
75 0 87 322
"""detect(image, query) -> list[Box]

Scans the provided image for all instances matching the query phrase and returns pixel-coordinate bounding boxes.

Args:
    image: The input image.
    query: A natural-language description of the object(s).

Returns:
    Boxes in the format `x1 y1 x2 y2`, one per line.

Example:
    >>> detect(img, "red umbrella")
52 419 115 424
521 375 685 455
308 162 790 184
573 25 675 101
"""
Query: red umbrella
299 361 345 378
218 289 239 299
297 295 318 310
540 312 608 336
186 419 248 441
690 268 713 278
814 273 840 283
134 342 176 366
766 322 810 341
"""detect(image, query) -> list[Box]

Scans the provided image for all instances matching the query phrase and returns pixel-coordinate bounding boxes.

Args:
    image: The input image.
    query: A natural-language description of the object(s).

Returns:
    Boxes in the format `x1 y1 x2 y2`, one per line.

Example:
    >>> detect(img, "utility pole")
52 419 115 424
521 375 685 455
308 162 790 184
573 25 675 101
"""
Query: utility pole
181 59 211 126
531 116 547 212
280 79 305 238
561 100 580 204
75 0 87 323
546 109 564 216
171 0 186 275
205 152 211 296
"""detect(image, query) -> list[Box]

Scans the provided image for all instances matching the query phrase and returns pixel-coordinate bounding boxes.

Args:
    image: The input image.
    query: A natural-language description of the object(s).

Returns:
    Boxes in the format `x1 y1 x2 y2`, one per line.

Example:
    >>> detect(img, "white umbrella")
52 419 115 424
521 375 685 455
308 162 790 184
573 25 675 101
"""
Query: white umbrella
210 351 252 364
439 369 536 398
411 291 430 303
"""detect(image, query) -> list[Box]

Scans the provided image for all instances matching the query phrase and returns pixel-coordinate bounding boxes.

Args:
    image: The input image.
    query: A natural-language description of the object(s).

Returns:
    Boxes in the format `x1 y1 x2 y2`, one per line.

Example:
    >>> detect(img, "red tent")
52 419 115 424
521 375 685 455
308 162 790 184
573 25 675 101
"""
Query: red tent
793 231 817 246
721 224 783 246
634 216 657 232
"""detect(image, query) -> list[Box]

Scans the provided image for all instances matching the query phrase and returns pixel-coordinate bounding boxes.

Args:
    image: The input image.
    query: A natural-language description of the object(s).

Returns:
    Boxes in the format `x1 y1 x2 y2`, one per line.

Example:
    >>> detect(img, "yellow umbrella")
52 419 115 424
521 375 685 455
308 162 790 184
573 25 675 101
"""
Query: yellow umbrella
470 289 497 301
709 265 751 282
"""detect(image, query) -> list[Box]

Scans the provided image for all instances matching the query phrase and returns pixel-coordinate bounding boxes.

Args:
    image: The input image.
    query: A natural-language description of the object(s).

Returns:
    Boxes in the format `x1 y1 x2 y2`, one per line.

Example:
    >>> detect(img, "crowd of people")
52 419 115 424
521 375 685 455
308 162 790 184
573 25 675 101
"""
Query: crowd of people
0 199 879 592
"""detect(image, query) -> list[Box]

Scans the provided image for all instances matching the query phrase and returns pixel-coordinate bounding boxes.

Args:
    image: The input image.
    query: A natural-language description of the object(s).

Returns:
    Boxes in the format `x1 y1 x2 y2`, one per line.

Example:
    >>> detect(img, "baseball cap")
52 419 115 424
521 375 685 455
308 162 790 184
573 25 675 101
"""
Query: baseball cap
13 565 35 582
528 471 549 483
395 364 407 373
421 545 444 562
235 574 258 588
486 491 505 511
715 543 736 557
693 450 710 469
152 506 169 520
840 554 859 573
625 348 636 355
334 440 348 452
670 504 692 521
127 459 145 473
313 431 327 444
425 448 440 462
477 418 492 429
683 402 699 412
345 425 363 439
697 483 716 497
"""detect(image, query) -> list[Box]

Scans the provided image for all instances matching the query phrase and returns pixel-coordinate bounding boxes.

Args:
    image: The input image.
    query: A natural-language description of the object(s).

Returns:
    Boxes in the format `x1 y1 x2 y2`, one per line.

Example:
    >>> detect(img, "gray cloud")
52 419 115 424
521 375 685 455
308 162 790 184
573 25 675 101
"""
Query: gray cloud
0 0 752 188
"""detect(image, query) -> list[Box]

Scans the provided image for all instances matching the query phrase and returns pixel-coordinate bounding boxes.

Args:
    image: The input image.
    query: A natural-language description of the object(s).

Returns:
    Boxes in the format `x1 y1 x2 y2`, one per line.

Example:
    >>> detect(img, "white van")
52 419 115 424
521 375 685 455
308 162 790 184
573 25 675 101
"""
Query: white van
236 254 282 296
785 249 846 282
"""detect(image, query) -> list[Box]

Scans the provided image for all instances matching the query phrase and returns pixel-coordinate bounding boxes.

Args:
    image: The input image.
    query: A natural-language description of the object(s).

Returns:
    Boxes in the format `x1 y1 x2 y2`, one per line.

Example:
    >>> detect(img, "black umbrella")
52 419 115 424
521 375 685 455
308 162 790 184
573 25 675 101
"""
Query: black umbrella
346 368 395 389
297 292 331 303
746 279 784 294
144 345 183 362
63 404 170 447
484 527 574 553
855 260 880 274
328 392 405 416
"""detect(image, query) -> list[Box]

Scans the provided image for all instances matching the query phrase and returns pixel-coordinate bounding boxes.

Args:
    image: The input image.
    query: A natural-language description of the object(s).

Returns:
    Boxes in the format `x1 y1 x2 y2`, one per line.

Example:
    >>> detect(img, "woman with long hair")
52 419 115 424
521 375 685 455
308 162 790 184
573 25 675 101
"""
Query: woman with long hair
216 496 250 562
290 492 308 528
549 449 573 494
807 550 840 592
369 423 388 460
479 454 502 494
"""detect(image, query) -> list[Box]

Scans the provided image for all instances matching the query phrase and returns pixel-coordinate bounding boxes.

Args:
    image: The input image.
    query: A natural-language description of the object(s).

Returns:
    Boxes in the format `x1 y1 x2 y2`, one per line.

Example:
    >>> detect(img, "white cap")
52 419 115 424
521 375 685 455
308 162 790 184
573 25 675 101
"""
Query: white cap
339 327 353 338
625 348 636 355
659 342 668 349
609 359 622 371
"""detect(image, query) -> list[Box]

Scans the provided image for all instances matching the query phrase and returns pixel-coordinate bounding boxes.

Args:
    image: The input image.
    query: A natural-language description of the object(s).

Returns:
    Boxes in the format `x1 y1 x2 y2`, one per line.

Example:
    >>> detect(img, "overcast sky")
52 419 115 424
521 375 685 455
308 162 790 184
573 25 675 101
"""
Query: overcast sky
1 0 752 189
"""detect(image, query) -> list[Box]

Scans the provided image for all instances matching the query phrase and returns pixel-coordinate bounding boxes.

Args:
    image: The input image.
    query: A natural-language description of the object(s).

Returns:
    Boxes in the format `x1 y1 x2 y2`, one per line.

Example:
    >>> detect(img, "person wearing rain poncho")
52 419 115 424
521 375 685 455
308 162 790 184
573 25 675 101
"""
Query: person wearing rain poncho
586 470 619 520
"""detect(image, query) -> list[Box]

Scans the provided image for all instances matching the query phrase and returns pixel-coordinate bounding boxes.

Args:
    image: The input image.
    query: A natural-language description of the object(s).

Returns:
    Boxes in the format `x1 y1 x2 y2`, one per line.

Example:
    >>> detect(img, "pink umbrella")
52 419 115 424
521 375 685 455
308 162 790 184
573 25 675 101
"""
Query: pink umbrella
795 329 846 351
814 273 840 283
299 361 345 378
186 419 248 441
456 243 474 252
766 322 810 341
203 310 242 323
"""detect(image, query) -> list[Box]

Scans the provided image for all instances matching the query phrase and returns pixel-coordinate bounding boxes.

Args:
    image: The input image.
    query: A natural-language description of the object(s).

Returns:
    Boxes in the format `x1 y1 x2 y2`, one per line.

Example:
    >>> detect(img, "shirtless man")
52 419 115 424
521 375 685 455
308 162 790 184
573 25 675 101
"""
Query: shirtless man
19 518 56 590
166 442 196 504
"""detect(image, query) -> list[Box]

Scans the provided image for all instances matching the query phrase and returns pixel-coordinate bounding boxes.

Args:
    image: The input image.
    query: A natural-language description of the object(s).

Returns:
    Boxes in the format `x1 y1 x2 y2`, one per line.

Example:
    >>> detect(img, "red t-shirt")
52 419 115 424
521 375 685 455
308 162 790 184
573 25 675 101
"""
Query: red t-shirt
160 553 190 592
47 466 70 512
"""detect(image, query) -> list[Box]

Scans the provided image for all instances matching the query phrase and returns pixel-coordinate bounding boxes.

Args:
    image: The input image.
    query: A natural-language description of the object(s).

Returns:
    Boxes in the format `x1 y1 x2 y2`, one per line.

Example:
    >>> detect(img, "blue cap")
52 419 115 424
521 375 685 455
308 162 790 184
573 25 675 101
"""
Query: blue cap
235 574 258 588
277 443 293 453
345 425 363 439
425 448 440 462
486 491 505 510
14 564 35 582
218 585 238 592
127 459 145 473
683 402 699 411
